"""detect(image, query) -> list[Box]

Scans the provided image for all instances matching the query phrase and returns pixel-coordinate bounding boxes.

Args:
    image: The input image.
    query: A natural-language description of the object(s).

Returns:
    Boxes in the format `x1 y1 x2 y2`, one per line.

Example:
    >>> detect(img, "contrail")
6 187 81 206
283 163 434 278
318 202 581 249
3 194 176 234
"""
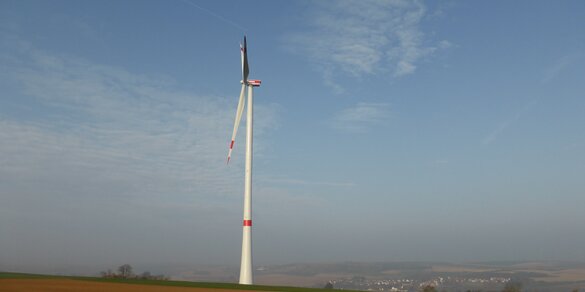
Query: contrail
482 97 539 145
178 0 248 32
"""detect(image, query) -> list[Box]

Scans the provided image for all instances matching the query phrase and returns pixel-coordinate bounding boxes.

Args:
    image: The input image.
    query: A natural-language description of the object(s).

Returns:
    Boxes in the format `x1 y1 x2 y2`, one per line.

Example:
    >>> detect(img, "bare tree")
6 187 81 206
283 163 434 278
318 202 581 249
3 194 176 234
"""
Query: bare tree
100 269 114 278
140 271 152 280
118 264 133 279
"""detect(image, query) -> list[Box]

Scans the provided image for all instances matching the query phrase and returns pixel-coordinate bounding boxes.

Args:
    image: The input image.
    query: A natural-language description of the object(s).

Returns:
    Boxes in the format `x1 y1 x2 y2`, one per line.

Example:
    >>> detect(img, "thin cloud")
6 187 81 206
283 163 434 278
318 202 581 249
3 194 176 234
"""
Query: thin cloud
286 0 450 90
0 41 278 204
332 102 390 132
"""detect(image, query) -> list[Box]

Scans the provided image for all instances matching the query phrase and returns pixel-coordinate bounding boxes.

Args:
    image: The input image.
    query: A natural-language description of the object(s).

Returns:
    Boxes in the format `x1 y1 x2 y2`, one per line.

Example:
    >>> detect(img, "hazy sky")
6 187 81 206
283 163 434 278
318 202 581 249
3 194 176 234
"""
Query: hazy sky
1 0 584 274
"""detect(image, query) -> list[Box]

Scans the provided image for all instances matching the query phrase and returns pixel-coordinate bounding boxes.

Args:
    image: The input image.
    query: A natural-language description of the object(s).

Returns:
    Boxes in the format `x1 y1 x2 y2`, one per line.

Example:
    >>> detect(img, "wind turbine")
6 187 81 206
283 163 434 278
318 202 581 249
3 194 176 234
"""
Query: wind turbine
227 36 261 285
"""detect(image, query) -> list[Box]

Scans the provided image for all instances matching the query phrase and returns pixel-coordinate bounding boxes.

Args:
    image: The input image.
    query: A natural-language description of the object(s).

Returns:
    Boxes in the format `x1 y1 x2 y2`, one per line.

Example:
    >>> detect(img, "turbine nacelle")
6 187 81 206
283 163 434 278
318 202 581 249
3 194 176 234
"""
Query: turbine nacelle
240 79 261 87
247 79 261 87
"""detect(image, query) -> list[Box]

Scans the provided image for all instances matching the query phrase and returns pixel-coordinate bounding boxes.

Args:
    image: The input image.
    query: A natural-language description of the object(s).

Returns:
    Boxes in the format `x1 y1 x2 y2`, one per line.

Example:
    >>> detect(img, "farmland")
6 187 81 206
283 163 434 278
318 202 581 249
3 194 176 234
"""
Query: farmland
0 272 349 292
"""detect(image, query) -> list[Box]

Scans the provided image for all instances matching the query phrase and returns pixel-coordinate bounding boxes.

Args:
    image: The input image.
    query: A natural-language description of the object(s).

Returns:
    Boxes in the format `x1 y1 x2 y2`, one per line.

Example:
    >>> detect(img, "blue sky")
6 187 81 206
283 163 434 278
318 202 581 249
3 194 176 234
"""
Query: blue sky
1 0 584 274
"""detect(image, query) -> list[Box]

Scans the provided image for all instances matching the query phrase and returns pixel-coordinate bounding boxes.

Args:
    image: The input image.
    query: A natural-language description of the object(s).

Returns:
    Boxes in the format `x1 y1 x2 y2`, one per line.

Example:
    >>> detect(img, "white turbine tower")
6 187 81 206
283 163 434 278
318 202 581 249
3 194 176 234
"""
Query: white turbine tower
227 36 261 285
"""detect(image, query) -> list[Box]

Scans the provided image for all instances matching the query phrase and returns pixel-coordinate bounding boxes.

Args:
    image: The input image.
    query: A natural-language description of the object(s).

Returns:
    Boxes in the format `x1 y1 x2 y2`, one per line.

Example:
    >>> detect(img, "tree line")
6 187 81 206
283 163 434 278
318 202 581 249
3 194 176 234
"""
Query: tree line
100 264 169 280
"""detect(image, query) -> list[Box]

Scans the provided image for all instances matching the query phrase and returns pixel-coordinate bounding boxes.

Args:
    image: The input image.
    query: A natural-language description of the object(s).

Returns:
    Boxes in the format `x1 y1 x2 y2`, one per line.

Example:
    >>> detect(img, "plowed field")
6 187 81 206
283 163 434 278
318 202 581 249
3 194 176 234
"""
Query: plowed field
0 279 253 292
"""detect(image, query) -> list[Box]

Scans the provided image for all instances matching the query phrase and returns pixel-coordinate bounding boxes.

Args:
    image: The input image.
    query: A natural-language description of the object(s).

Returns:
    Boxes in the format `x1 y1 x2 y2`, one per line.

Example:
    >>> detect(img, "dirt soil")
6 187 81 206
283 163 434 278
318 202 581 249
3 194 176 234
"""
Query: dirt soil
0 279 255 292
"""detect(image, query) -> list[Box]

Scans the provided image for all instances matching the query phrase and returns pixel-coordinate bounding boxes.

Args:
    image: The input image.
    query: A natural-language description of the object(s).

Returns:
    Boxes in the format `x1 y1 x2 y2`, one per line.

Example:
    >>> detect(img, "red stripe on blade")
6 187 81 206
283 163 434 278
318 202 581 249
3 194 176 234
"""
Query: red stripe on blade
230 140 235 149
243 220 252 226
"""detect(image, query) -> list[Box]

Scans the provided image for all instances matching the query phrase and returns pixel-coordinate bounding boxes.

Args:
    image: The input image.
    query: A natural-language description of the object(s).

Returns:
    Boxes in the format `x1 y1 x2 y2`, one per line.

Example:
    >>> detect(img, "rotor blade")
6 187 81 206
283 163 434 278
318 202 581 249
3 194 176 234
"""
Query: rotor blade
227 83 247 164
241 36 249 82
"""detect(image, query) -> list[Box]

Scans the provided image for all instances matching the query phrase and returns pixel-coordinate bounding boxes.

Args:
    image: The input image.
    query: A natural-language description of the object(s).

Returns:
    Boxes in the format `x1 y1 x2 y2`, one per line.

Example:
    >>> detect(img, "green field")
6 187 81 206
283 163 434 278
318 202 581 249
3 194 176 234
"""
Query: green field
0 272 349 292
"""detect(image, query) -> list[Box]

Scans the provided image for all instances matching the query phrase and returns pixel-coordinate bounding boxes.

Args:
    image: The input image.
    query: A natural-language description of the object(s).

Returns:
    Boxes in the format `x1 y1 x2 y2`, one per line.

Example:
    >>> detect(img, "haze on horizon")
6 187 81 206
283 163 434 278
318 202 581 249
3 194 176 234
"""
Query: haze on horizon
1 0 584 274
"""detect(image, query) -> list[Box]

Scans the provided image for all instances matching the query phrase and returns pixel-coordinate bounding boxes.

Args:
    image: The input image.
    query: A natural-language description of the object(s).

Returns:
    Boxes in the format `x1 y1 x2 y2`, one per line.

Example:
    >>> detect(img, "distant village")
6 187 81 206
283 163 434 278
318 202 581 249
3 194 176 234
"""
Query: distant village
328 275 511 292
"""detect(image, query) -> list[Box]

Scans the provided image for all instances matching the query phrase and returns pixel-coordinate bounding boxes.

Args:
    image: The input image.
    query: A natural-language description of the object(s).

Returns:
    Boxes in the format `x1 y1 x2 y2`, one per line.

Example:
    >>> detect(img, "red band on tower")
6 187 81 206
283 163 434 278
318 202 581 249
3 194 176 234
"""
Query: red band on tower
243 220 252 226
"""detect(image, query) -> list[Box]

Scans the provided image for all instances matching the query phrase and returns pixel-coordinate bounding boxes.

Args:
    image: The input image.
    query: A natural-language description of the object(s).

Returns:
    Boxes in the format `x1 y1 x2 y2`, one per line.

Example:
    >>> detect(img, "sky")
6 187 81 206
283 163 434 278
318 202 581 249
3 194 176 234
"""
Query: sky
1 0 585 275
